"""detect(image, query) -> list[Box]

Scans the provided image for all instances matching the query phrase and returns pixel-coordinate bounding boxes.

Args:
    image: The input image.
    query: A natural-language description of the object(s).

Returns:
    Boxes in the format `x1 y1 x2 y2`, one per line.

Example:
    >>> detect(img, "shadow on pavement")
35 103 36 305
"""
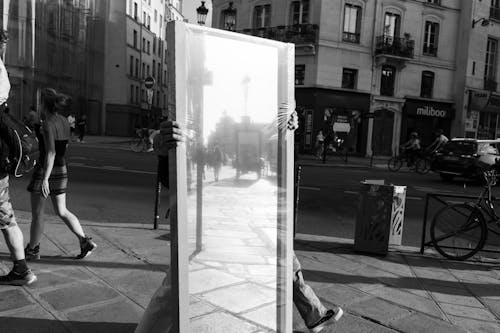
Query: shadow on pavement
302 269 500 297
0 317 137 333
0 253 168 272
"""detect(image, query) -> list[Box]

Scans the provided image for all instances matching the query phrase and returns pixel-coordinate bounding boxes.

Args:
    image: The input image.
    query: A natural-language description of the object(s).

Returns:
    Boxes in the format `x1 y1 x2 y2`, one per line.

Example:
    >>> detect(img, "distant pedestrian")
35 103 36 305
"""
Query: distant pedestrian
0 29 37 286
315 130 324 158
25 88 97 261
211 145 223 181
77 114 87 143
67 113 76 142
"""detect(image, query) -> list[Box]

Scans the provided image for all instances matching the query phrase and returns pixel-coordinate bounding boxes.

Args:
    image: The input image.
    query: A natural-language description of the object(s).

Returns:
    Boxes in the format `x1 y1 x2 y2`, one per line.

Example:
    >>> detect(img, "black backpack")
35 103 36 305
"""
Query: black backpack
0 112 39 177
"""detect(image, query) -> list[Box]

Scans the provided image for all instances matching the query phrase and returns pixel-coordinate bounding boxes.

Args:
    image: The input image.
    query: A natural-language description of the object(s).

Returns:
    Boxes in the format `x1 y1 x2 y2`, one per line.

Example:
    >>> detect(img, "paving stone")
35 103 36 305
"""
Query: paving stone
189 268 244 294
190 311 258 333
368 286 445 319
346 297 412 325
430 287 484 308
481 298 500 317
448 315 500 333
241 303 276 330
313 281 372 307
439 302 497 321
390 312 468 333
201 282 275 313
0 307 66 333
190 299 216 319
332 313 399 333
31 270 79 289
66 299 142 323
39 281 120 311
0 289 34 312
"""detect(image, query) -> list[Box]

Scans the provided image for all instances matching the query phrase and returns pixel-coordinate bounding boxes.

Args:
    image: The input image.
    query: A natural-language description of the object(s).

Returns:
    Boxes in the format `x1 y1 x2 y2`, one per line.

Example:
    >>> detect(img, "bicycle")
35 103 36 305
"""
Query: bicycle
387 148 427 174
130 128 153 153
430 170 500 260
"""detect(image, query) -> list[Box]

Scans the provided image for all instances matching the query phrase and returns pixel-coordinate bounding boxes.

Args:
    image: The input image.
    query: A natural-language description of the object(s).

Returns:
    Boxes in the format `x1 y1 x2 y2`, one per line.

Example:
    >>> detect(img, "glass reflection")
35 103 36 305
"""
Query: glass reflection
183 27 282 332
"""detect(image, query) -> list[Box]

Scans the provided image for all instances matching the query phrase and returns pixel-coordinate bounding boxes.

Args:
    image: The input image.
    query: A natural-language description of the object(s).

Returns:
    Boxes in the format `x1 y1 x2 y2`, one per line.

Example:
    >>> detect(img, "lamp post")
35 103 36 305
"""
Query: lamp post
222 2 236 31
196 1 209 26
472 17 490 28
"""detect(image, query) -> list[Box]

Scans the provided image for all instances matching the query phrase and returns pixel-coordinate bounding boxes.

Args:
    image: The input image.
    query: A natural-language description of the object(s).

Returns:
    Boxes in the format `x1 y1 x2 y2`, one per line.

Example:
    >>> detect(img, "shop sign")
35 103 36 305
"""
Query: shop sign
405 100 453 119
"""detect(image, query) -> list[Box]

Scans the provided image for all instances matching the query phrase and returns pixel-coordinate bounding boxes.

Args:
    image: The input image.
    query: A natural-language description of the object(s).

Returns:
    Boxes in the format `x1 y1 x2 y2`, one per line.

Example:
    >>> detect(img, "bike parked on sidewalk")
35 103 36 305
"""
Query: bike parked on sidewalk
430 170 500 260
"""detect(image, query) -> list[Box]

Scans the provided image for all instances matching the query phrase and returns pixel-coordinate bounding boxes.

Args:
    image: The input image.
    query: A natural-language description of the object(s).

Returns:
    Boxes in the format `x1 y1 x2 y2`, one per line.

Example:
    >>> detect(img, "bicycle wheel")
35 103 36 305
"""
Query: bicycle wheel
387 157 402 172
130 138 145 152
430 203 487 260
415 157 431 175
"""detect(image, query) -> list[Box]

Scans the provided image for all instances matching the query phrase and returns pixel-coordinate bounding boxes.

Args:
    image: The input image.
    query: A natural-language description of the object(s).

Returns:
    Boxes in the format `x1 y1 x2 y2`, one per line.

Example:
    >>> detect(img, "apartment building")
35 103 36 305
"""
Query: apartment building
212 0 463 156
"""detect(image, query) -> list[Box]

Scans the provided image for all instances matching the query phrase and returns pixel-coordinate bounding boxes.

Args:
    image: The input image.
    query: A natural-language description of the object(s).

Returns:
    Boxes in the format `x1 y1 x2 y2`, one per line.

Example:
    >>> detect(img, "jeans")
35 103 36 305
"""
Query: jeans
135 253 327 332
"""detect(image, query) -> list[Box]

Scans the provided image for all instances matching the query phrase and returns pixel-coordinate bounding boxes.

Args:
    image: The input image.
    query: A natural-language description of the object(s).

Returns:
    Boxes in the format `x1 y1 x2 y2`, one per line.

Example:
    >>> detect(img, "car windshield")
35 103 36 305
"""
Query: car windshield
441 141 476 154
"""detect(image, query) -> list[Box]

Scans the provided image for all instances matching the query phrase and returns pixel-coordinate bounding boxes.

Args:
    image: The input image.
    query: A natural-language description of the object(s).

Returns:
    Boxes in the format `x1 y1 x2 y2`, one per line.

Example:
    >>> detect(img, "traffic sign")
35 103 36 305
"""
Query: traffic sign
144 76 156 89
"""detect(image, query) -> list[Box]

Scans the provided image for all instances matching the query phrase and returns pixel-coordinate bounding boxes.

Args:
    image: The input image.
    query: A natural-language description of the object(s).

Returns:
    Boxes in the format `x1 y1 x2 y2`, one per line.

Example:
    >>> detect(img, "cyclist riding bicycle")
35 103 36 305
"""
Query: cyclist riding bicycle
426 129 449 154
400 132 421 166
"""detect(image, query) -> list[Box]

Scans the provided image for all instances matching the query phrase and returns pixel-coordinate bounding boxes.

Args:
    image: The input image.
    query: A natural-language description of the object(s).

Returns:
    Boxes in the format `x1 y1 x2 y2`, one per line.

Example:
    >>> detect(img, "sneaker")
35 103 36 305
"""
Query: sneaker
76 236 97 259
24 244 40 260
308 307 344 333
0 269 37 286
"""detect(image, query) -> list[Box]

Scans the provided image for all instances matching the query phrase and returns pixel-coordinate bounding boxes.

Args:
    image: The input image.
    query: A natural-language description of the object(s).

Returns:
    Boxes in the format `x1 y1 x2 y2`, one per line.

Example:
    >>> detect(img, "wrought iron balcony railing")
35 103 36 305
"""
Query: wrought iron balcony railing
484 78 497 91
342 32 360 44
375 36 415 59
491 7 500 21
239 24 319 45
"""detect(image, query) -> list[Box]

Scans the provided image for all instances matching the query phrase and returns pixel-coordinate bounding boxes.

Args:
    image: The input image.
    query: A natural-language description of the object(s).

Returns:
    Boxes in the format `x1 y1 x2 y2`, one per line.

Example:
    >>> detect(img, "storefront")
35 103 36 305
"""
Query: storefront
402 99 454 148
466 90 500 139
295 88 371 155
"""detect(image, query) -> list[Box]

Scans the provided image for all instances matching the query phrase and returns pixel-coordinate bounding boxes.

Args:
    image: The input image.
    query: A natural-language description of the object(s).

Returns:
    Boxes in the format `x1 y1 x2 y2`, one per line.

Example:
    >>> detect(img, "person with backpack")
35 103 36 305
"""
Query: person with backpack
0 29 37 286
25 88 97 260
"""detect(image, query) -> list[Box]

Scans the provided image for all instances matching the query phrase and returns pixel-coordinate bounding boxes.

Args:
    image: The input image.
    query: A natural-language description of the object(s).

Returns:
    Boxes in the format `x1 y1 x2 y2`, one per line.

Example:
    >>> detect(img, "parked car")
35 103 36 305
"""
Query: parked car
430 138 500 181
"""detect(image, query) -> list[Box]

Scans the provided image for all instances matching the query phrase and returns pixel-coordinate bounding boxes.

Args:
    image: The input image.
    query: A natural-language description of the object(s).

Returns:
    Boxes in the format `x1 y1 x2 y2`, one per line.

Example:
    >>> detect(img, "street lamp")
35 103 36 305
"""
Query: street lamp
196 1 209 26
472 17 490 28
222 2 237 31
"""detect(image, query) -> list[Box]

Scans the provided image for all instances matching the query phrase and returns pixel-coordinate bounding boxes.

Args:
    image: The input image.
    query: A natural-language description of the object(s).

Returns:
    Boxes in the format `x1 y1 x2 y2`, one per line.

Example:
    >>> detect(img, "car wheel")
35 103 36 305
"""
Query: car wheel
440 173 454 182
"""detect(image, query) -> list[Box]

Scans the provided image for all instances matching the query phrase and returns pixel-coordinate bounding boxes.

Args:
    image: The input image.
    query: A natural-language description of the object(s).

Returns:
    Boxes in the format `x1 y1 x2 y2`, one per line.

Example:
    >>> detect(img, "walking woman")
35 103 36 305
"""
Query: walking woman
25 88 96 260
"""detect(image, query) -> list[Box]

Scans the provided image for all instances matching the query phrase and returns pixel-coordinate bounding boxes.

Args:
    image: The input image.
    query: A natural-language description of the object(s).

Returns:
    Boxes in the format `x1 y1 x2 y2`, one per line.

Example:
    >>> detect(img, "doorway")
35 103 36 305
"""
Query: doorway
372 109 394 155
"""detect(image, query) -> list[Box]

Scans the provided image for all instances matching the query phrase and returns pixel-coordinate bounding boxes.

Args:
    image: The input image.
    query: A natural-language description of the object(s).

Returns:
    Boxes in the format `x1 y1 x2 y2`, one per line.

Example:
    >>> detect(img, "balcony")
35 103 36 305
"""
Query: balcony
484 78 497 91
375 36 414 58
342 32 360 44
239 24 319 55
491 7 500 21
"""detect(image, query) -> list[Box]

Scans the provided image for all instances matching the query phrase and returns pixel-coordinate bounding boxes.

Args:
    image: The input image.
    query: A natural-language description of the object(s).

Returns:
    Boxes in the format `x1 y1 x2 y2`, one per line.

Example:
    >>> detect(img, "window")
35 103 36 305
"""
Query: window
295 65 305 85
142 62 145 79
485 38 498 90
135 59 139 77
136 86 139 103
158 67 161 82
221 6 238 30
148 0 151 5
141 89 145 102
134 2 138 20
133 30 138 48
253 5 271 28
153 60 156 77
164 70 167 84
290 0 309 25
423 21 439 56
342 68 358 89
153 38 156 53
160 15 163 28
380 65 396 96
492 0 500 20
130 85 134 103
147 15 151 29
147 64 150 76
143 11 146 24
154 9 157 22
142 37 146 51
130 55 134 75
426 0 441 5
343 4 361 43
156 90 160 106
420 71 434 98
384 12 400 40
147 40 150 53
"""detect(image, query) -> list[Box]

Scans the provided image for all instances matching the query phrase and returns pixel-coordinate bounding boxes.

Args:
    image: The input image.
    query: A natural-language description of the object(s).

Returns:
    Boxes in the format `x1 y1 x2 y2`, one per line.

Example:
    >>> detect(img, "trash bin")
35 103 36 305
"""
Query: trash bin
354 180 406 256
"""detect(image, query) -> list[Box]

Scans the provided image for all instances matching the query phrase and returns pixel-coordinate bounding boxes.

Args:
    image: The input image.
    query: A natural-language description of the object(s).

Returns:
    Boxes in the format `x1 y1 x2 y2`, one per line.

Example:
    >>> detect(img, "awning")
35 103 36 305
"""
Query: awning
470 90 500 114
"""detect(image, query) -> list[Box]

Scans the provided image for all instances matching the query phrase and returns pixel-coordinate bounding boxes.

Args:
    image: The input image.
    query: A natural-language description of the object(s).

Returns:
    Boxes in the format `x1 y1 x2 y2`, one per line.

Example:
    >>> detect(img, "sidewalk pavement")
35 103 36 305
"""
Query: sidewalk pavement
1 211 499 332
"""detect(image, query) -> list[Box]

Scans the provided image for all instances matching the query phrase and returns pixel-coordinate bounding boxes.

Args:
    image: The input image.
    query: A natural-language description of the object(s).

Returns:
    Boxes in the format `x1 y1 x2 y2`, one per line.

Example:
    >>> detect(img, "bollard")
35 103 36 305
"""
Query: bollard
153 159 161 229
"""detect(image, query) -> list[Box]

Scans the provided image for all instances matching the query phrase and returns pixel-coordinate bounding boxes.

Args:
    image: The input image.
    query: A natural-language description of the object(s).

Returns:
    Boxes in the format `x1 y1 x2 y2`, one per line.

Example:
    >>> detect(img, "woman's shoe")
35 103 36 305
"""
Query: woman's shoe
76 236 97 259
24 244 40 260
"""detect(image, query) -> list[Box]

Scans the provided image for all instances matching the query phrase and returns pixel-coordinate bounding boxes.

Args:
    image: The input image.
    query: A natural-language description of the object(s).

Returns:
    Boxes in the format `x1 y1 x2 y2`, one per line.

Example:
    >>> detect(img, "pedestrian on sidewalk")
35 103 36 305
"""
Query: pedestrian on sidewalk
67 113 76 142
314 130 324 159
77 114 87 143
0 30 37 286
25 88 96 261
135 109 343 333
